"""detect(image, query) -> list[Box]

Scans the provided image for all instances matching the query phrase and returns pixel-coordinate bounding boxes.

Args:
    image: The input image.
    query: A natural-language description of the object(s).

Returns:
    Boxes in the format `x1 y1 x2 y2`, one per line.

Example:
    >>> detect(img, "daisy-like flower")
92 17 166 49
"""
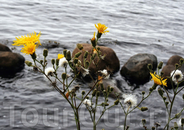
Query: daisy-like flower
123 94 137 108
83 99 92 107
57 53 64 60
95 23 109 34
59 57 68 67
21 42 37 55
45 67 55 76
150 72 167 87
13 31 41 46
170 70 183 85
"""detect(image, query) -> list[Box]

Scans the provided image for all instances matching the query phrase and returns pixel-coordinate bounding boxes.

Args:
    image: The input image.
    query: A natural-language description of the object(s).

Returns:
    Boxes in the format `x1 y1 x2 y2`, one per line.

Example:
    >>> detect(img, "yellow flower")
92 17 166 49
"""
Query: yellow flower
21 42 37 55
95 23 109 34
13 31 41 46
58 54 64 59
150 72 167 87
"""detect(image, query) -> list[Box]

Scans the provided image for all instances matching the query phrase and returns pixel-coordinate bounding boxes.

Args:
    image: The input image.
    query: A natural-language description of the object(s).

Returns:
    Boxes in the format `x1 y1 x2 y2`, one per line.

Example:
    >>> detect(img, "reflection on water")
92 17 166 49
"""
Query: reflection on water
0 0 184 129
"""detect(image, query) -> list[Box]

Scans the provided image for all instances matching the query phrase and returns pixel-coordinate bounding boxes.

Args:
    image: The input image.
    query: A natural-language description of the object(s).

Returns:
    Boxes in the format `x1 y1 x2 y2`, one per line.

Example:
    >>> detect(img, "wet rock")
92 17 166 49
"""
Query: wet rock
161 55 184 88
120 53 157 85
0 43 12 52
0 51 25 77
72 43 120 76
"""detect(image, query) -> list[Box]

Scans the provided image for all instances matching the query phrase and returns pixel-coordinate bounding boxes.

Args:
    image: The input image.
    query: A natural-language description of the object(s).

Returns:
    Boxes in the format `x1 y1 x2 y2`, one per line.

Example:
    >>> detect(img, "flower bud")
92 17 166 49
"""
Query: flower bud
141 107 148 111
73 58 78 64
163 96 167 101
142 119 146 125
175 113 181 118
74 52 82 58
92 89 97 96
114 99 119 105
51 59 55 65
63 49 67 57
103 90 107 96
43 49 48 57
62 73 67 80
25 61 32 67
86 96 89 99
81 91 85 95
180 58 184 65
175 63 180 69
84 51 88 59
40 60 43 64
165 101 169 106
105 103 109 106
56 59 59 66
77 43 83 50
158 88 164 97
106 98 108 102
91 38 96 48
85 61 89 68
142 91 145 95
147 64 153 70
157 61 163 69
97 47 100 51
96 91 100 97
66 51 71 61
149 87 153 92
100 84 104 91
107 85 111 93
174 122 178 129
151 127 155 130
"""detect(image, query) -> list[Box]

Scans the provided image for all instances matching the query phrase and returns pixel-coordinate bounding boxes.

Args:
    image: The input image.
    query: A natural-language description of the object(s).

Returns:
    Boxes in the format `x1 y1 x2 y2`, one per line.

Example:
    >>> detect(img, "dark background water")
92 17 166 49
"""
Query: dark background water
0 0 184 130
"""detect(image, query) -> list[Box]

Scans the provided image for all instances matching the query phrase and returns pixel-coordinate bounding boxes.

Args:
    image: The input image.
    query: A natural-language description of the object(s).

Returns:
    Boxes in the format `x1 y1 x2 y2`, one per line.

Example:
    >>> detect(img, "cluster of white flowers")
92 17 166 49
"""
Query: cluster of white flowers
170 69 183 85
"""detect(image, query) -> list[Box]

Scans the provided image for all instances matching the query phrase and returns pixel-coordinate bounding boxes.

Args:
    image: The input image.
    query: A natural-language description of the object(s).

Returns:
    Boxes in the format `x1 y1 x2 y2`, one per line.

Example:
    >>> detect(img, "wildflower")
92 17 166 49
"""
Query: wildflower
150 72 167 87
59 57 68 67
21 42 37 55
93 48 97 54
123 94 137 108
65 91 70 99
81 68 89 77
98 69 110 79
91 32 96 47
170 70 183 85
57 54 64 60
45 67 55 76
13 31 41 46
83 99 92 106
95 23 109 34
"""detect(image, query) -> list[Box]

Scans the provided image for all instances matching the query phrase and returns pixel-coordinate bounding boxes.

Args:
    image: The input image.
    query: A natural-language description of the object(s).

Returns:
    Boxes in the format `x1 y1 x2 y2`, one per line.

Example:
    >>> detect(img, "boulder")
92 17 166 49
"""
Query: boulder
161 55 184 88
0 43 12 52
120 53 157 85
0 51 25 77
72 43 120 76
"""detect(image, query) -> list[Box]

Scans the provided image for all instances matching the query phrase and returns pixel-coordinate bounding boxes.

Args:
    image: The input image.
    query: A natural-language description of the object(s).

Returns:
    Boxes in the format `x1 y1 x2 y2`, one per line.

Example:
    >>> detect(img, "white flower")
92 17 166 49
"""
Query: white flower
123 94 137 108
81 68 89 77
170 70 183 85
98 69 110 79
45 67 55 76
59 57 68 67
83 99 92 106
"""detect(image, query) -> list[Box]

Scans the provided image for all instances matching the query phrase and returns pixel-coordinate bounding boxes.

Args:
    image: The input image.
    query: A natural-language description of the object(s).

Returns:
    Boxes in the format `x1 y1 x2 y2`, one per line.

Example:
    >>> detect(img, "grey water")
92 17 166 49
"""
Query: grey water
0 0 184 130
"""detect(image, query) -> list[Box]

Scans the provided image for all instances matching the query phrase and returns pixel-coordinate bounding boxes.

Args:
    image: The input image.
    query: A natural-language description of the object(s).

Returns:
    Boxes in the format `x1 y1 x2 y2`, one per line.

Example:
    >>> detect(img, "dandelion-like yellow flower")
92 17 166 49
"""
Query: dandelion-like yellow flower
13 31 41 46
95 23 109 34
150 72 167 87
58 54 64 59
21 42 37 55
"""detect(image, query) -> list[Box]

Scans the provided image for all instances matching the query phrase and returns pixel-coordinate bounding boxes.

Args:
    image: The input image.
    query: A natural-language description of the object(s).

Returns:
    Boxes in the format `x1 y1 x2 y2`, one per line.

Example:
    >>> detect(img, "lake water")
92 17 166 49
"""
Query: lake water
0 0 184 130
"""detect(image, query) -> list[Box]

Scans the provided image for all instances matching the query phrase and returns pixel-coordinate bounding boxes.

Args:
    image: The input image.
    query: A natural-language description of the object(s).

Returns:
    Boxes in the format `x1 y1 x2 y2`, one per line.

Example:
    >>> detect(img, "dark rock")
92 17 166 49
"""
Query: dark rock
0 51 25 77
161 55 184 88
0 43 12 52
72 43 120 76
120 53 157 85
